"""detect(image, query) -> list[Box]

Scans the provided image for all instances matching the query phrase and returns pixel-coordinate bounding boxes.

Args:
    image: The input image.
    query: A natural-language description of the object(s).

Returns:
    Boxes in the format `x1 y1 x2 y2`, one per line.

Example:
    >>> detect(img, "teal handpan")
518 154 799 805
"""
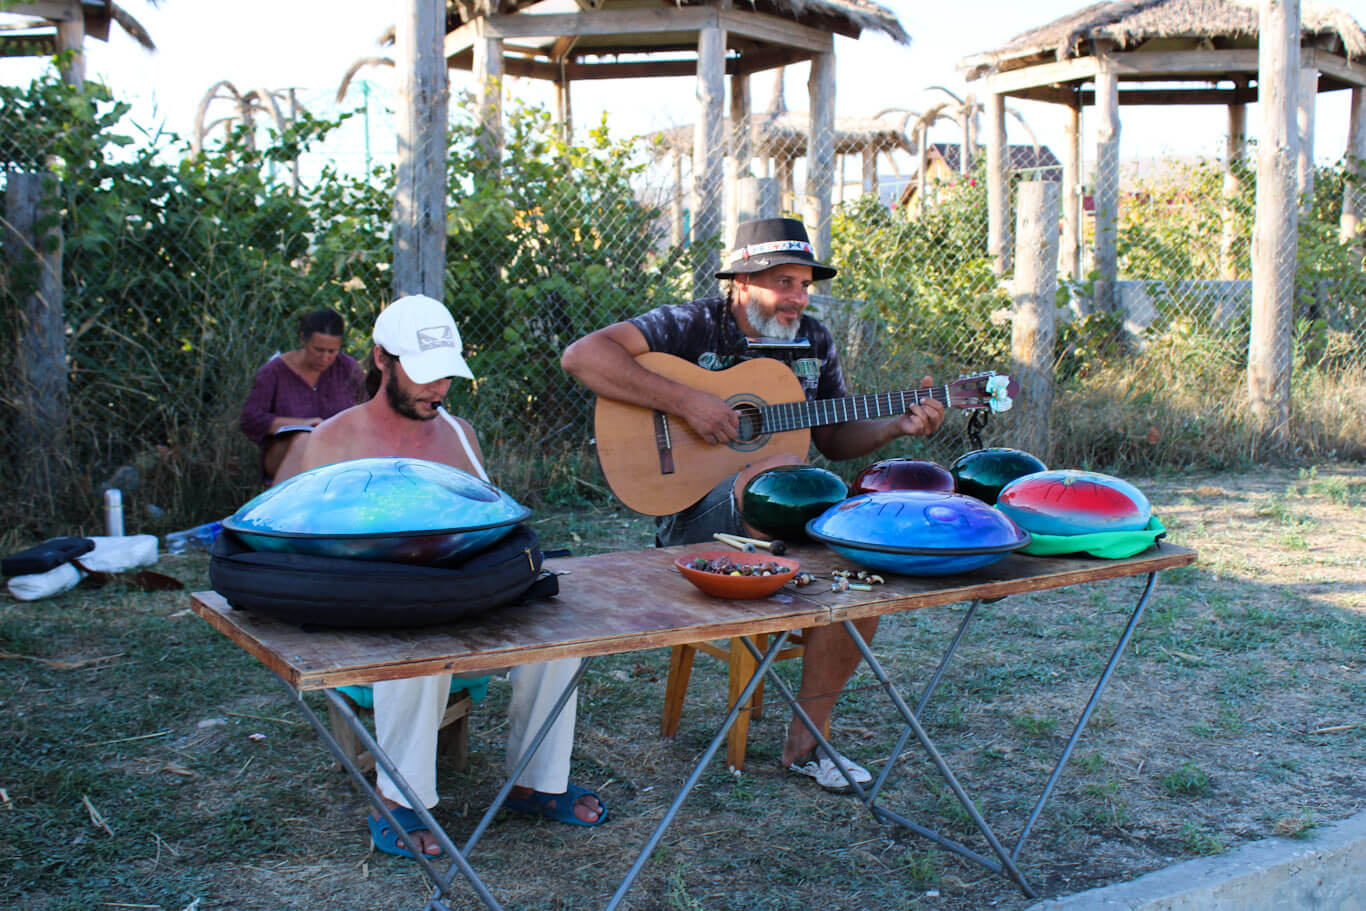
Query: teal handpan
950 448 1047 504
223 457 530 563
741 465 848 540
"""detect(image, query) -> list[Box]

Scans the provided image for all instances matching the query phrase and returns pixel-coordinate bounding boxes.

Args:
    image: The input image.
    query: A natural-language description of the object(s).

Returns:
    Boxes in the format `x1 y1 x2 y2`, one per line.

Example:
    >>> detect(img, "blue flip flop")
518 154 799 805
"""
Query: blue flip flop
503 782 607 827
368 806 445 858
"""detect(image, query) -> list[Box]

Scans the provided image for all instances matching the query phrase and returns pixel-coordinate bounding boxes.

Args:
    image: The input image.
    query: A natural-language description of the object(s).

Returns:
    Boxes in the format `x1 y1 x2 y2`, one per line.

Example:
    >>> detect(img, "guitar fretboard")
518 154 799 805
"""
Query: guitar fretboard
758 386 949 433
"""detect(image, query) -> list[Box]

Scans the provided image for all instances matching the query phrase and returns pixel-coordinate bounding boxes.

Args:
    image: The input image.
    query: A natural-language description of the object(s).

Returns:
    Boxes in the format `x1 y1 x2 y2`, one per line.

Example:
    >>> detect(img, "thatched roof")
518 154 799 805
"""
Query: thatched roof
431 0 909 45
0 1 156 57
961 0 1366 77
645 111 914 158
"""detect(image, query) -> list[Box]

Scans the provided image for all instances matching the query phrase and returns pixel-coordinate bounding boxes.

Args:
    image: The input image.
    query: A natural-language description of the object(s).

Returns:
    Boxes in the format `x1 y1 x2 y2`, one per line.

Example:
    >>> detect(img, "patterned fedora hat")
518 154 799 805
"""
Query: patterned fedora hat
715 217 837 280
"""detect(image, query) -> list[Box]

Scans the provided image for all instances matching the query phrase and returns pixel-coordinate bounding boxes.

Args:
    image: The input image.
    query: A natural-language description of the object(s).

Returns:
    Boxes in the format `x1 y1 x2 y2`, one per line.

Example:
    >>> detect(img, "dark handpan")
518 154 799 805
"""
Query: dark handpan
949 448 1047 504
850 458 955 496
741 465 848 540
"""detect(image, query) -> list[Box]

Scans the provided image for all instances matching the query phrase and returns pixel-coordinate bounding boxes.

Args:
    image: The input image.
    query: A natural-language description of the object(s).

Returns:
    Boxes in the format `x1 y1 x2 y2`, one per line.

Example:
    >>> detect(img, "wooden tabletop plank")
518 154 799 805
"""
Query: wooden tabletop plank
191 544 827 690
791 542 1197 621
190 541 1196 690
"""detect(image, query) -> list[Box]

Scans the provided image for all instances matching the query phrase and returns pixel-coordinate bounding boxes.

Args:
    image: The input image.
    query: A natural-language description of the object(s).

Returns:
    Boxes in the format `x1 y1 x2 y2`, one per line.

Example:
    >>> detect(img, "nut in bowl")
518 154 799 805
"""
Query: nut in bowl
675 550 801 600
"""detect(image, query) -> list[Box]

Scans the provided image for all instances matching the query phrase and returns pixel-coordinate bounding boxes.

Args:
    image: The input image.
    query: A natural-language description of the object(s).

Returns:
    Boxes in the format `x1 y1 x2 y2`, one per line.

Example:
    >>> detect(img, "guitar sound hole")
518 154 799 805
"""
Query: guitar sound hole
734 404 762 444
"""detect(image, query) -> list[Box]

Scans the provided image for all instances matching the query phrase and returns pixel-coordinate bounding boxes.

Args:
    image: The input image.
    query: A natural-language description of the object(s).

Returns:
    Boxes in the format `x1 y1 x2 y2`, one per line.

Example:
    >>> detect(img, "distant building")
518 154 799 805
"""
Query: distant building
897 143 1061 209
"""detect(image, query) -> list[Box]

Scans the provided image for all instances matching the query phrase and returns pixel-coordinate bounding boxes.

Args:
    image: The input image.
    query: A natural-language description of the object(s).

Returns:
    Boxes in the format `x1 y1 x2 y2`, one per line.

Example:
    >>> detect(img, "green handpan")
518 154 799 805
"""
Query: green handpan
741 465 848 540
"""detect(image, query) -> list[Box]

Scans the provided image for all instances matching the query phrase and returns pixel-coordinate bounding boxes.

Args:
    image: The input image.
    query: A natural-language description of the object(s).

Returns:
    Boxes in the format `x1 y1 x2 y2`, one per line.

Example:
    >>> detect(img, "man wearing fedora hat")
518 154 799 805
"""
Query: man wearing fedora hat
561 217 945 792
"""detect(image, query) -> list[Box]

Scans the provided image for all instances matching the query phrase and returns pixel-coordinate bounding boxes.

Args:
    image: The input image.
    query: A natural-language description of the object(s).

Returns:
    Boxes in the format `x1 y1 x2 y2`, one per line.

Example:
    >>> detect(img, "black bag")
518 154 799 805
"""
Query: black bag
2 537 96 577
208 524 557 629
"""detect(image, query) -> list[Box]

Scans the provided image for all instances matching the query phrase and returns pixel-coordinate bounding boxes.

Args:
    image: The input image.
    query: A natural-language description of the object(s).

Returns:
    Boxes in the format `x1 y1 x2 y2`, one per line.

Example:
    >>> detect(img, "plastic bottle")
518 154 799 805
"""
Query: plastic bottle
164 520 224 555
104 489 125 537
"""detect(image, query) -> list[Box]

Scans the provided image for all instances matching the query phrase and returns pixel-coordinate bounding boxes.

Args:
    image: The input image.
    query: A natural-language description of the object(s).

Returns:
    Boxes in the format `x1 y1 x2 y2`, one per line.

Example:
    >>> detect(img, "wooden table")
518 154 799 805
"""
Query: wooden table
191 540 1196 909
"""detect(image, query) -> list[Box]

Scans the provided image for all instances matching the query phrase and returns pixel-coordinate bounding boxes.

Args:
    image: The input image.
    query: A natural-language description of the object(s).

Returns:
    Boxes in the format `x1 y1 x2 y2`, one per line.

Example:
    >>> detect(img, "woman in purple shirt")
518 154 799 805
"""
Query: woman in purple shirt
239 309 365 482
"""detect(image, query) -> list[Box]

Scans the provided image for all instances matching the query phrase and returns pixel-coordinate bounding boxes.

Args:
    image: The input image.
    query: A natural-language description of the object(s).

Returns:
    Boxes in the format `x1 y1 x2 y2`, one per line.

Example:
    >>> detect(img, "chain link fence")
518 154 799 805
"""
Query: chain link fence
2 75 1364 535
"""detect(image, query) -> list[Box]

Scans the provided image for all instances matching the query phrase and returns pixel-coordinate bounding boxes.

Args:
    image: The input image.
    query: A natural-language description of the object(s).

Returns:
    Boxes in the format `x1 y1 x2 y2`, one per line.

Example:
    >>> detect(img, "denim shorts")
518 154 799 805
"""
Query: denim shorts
655 472 743 547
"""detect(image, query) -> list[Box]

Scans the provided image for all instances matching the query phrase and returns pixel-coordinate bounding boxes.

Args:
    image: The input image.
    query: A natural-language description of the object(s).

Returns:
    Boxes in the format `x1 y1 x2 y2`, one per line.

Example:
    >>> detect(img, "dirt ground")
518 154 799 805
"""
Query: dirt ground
6 463 1366 911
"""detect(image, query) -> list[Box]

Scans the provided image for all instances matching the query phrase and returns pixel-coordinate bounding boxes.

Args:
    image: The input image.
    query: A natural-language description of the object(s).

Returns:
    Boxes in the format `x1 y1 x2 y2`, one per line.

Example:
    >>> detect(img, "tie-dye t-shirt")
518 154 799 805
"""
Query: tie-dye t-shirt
627 296 847 402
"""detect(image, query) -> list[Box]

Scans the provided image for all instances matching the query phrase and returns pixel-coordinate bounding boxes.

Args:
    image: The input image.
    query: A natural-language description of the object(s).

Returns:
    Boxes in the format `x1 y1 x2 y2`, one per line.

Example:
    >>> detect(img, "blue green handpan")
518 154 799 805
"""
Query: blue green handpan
223 457 530 563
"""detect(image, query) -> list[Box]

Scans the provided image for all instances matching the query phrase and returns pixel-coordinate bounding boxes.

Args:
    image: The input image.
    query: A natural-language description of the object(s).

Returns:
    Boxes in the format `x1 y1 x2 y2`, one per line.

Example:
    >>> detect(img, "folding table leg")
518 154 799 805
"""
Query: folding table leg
1010 572 1159 860
604 631 792 911
834 622 1038 897
273 676 505 910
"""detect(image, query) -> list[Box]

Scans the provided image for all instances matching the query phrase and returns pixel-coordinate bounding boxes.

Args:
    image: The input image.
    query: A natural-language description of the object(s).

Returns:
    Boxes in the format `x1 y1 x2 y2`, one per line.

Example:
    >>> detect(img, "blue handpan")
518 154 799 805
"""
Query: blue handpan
223 457 530 563
806 490 1030 576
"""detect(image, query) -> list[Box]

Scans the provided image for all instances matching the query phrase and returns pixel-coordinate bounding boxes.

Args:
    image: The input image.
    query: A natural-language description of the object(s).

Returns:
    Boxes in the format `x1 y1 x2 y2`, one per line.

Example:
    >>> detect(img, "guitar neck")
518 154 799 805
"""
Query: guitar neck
759 386 948 432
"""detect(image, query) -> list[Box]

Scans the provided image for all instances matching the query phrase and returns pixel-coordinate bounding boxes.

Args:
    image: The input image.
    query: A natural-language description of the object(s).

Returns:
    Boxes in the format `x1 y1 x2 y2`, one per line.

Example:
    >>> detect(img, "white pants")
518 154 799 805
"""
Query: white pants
372 658 580 809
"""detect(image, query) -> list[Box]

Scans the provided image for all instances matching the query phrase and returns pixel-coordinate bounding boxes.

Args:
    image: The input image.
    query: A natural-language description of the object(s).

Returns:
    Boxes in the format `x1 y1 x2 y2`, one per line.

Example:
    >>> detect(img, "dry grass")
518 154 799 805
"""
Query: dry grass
4 464 1365 910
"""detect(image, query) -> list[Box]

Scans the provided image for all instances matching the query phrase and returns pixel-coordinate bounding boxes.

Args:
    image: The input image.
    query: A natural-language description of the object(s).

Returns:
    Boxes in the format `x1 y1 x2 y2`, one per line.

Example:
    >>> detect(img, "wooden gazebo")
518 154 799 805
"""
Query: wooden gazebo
0 1 155 83
387 0 908 293
959 0 1366 302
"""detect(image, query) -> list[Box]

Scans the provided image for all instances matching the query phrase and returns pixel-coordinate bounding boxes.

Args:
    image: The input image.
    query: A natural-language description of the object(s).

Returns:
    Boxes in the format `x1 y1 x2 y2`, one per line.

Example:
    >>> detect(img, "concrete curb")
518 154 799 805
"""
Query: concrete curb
1027 809 1366 910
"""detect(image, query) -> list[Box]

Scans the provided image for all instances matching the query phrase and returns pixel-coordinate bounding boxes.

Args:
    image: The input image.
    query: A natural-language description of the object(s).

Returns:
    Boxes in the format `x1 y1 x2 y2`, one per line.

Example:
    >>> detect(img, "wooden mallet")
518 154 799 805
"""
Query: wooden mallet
714 532 787 556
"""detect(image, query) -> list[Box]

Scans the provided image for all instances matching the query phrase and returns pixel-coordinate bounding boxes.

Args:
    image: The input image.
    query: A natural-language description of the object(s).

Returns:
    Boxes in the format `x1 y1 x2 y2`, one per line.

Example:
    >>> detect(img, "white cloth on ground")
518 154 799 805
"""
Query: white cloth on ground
373 658 581 808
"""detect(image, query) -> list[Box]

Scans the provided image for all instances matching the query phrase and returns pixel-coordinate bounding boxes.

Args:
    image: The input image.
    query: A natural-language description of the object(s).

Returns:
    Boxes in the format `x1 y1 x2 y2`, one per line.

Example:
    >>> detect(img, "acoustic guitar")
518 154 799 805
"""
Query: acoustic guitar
593 352 1016 516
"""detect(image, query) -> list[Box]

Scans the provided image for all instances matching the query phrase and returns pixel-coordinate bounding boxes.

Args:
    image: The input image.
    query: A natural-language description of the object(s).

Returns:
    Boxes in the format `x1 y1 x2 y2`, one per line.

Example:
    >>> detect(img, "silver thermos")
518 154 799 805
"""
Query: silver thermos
104 488 124 537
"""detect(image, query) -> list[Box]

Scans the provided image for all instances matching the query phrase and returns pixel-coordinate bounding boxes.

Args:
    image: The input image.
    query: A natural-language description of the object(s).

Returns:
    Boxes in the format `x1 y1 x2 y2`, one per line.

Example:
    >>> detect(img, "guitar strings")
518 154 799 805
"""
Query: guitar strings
758 384 953 433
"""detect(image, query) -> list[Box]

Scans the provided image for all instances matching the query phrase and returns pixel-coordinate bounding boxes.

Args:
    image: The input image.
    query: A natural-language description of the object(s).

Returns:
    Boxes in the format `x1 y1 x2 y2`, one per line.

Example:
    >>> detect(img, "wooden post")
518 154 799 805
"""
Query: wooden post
756 176 780 219
1250 0 1300 443
5 172 68 497
961 103 975 176
55 6 85 86
916 125 928 216
1010 181 1060 462
392 0 449 299
806 52 836 272
729 72 753 250
776 156 795 213
692 24 726 295
1220 102 1247 279
1339 87 1366 251
473 28 505 179
671 152 685 246
986 91 1009 276
1061 101 1083 280
555 68 573 145
1297 66 1317 213
861 147 878 200
1093 52 1121 314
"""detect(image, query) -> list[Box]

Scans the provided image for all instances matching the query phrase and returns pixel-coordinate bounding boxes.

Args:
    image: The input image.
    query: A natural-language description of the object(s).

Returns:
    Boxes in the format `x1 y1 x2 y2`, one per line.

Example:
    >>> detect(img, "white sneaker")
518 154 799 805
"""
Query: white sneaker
787 748 872 793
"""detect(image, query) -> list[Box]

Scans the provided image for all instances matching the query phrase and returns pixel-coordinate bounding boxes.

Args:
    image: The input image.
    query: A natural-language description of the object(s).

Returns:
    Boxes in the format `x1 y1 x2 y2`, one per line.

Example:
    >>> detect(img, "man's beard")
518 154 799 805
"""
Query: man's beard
745 300 799 339
385 377 441 421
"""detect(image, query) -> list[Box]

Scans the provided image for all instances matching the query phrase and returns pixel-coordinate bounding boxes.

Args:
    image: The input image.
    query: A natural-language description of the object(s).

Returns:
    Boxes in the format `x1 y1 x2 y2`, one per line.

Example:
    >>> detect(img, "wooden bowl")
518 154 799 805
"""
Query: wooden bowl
674 550 801 599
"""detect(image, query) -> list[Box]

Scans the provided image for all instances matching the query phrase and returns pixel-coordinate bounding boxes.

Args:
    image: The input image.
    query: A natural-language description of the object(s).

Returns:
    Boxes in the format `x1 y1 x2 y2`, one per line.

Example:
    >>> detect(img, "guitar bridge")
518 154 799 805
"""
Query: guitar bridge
653 411 676 475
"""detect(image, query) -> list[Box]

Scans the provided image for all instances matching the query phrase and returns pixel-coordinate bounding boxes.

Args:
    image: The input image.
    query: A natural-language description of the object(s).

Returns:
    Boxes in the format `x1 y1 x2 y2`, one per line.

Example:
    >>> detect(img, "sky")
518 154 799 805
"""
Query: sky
3 0 1366 175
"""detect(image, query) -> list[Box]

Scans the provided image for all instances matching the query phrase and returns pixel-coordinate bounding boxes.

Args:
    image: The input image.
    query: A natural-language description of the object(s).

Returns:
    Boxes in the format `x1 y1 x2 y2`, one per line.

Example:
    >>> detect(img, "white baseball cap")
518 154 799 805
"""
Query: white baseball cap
372 294 474 383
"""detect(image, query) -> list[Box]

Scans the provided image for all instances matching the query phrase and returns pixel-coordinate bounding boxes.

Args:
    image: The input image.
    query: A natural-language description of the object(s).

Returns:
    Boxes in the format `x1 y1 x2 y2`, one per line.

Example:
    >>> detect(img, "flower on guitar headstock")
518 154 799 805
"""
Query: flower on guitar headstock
947 371 1017 413
985 375 1013 413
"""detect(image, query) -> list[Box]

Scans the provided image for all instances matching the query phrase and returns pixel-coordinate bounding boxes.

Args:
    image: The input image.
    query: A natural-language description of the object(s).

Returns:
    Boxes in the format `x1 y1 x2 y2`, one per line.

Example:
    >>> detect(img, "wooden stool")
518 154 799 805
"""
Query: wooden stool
660 632 806 771
327 686 475 773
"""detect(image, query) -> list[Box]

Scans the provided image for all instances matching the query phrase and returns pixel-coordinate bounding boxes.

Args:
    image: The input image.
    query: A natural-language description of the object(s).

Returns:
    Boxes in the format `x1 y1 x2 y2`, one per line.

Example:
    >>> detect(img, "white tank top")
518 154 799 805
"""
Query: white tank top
438 408 489 482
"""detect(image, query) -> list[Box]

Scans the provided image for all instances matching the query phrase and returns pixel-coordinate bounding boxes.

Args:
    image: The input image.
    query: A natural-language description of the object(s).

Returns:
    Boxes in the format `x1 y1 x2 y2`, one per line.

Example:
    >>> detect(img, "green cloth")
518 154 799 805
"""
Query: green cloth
336 674 492 709
1017 517 1166 559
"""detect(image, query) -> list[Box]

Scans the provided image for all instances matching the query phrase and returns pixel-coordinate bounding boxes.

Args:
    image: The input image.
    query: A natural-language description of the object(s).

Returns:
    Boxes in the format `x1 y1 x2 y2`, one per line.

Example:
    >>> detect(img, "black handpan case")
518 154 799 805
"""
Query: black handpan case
209 524 557 628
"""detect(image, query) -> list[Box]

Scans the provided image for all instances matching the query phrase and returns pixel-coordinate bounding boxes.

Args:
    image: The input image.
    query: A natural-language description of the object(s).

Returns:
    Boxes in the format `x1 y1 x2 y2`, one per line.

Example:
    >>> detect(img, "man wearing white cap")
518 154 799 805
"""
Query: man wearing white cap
280 294 604 859
562 218 945 793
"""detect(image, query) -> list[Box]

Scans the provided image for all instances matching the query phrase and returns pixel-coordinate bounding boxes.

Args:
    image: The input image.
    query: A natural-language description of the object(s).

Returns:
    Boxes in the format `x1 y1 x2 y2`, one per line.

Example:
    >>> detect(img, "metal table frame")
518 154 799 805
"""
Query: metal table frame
190 541 1193 909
